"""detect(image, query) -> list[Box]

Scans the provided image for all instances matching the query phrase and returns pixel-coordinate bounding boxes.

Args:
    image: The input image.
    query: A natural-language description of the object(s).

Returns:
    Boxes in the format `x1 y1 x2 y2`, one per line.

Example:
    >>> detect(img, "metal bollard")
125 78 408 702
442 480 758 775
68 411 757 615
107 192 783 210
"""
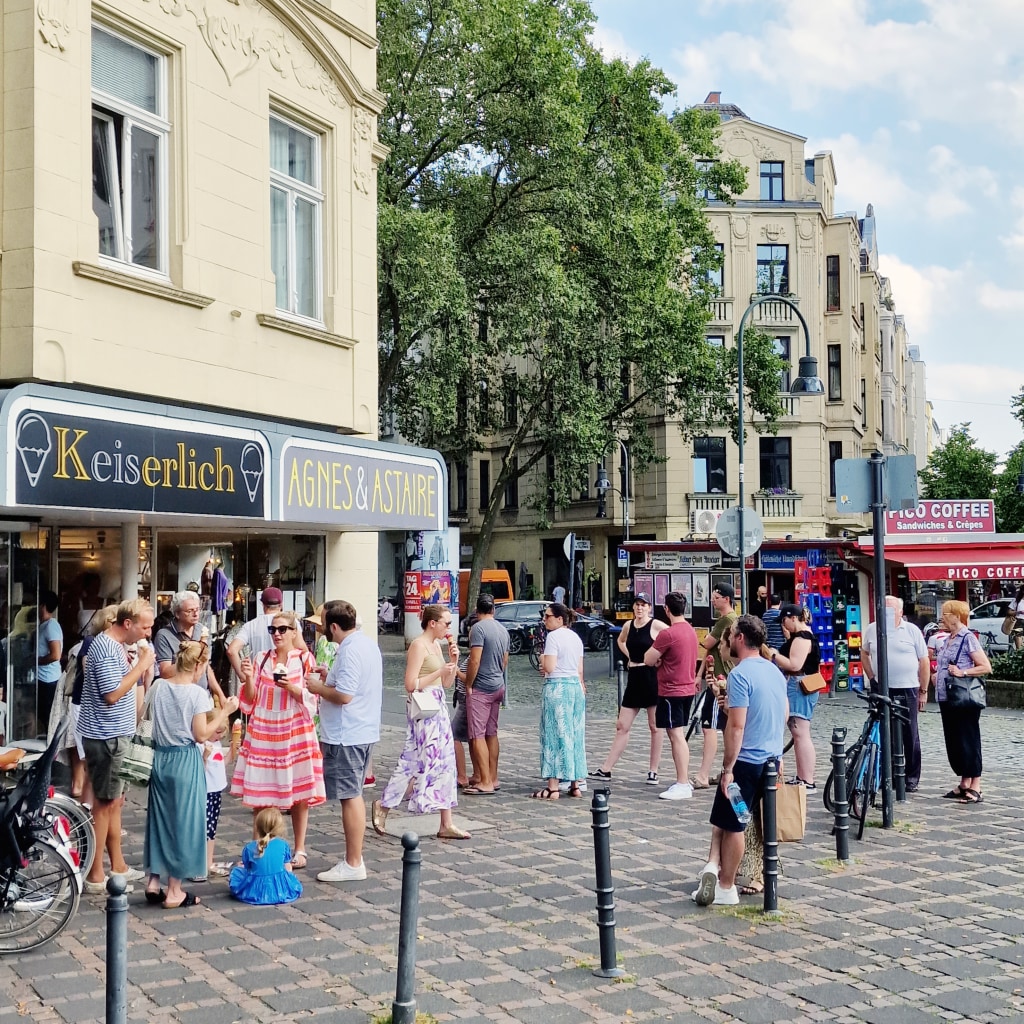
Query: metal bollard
391 833 422 1024
830 727 850 861
105 875 129 1024
761 760 779 914
590 788 625 979
615 660 627 708
891 699 906 802
502 661 510 709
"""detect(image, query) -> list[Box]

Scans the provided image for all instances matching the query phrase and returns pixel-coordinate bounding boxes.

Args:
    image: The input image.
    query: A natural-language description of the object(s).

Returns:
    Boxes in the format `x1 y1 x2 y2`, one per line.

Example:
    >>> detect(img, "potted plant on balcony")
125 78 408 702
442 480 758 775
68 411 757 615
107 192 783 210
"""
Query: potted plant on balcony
754 486 797 496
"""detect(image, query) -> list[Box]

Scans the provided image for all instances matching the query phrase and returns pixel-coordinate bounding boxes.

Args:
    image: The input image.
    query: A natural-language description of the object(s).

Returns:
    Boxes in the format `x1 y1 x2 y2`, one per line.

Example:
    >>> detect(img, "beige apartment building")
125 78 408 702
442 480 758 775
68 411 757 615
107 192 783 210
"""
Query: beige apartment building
451 95 927 610
0 0 443 741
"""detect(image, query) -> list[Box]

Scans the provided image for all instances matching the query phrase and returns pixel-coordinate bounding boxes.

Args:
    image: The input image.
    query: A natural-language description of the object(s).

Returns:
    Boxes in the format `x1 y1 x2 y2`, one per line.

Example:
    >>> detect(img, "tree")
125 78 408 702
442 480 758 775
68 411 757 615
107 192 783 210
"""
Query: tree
995 441 1024 533
377 0 785 602
918 424 997 501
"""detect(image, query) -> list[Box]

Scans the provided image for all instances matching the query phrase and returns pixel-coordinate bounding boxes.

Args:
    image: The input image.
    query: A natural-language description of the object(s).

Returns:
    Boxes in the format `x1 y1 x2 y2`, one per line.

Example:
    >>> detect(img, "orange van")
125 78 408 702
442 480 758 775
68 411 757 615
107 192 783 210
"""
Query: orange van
458 568 514 619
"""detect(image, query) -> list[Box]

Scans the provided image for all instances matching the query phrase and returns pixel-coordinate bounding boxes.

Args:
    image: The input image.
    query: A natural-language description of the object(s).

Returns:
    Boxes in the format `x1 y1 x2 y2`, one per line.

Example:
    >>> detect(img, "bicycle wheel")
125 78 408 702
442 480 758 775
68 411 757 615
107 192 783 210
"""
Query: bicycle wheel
823 741 862 813
528 642 541 671
850 744 877 841
0 838 80 954
45 794 95 877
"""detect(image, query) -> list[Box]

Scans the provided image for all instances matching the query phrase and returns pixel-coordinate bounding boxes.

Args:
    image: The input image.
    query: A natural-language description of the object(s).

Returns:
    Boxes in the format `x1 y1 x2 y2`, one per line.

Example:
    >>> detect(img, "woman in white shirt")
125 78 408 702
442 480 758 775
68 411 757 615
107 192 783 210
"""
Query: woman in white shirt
1013 586 1024 651
532 603 586 799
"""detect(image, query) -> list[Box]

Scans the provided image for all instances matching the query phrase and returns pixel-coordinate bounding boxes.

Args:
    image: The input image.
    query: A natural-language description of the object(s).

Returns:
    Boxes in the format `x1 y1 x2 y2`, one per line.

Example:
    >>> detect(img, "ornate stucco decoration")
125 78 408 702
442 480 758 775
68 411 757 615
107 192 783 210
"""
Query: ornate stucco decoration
730 214 749 241
761 223 786 242
37 0 72 50
352 108 375 193
729 127 778 161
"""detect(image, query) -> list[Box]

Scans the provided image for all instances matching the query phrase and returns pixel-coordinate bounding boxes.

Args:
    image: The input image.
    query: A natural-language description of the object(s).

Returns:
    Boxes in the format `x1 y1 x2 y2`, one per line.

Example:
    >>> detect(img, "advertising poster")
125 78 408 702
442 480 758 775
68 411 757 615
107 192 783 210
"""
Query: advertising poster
692 573 710 607
420 570 452 609
404 572 423 616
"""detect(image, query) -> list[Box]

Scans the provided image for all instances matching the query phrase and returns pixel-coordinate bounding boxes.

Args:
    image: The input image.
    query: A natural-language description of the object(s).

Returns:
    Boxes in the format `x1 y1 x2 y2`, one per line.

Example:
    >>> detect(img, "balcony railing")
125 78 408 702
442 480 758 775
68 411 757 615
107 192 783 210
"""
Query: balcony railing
749 294 800 325
753 493 803 519
708 298 733 323
687 493 736 512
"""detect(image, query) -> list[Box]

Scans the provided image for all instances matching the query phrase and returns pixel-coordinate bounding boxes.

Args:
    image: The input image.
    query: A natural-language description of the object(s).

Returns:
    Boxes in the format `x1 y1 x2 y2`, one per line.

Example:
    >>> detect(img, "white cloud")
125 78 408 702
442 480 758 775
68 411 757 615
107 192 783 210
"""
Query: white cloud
999 186 1024 251
588 24 643 65
977 282 1024 312
876 254 963 331
927 364 1024 456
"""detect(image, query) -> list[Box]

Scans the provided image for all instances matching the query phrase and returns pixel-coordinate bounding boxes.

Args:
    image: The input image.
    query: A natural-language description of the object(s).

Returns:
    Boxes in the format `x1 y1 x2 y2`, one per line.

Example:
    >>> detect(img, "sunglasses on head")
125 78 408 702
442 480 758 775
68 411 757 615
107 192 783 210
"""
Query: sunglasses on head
267 625 292 635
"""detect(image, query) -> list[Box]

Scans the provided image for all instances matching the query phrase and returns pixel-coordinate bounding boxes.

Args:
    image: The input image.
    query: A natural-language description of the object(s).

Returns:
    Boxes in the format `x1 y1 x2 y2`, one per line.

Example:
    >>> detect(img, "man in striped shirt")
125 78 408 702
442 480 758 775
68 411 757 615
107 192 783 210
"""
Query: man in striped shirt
79 599 155 894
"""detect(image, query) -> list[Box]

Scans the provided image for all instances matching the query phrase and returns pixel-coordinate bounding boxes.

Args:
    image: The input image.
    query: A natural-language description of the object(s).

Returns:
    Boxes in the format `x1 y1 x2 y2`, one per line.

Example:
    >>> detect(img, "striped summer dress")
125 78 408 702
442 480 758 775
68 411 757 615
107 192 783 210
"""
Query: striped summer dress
231 647 326 809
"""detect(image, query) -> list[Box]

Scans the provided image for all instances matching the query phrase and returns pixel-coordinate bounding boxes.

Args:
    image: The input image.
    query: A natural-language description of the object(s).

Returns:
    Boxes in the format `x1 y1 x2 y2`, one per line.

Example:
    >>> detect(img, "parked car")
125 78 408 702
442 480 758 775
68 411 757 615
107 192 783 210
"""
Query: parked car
492 601 547 654
571 612 611 652
969 598 1015 654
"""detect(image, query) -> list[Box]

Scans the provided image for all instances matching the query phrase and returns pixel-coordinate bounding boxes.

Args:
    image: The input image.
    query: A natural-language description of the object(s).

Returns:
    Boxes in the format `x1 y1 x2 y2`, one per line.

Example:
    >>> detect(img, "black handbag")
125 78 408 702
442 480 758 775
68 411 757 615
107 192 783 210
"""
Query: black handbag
945 635 986 710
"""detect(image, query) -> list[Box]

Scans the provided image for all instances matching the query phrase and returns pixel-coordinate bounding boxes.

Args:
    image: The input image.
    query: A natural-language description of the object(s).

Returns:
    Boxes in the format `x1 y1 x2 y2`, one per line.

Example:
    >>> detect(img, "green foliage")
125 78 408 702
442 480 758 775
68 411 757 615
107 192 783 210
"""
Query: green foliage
1011 386 1024 430
995 441 1024 533
991 646 1024 682
918 424 997 501
377 0 785 595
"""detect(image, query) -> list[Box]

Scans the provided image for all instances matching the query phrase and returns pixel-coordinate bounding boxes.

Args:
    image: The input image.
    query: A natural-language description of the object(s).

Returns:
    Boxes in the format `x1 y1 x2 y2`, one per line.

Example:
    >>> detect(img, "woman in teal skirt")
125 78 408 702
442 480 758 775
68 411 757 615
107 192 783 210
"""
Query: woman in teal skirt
144 641 238 909
532 603 586 799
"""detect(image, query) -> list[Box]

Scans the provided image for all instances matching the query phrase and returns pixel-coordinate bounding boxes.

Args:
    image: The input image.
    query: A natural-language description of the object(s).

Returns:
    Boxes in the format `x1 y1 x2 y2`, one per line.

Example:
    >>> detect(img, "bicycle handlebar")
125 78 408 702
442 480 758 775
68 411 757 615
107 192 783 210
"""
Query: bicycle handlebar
855 687 909 723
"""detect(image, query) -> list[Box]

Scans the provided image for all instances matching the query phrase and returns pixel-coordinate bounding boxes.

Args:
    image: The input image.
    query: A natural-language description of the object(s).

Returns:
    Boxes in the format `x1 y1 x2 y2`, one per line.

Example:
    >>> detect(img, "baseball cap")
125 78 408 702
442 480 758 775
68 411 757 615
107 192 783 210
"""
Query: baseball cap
261 587 284 606
634 592 652 605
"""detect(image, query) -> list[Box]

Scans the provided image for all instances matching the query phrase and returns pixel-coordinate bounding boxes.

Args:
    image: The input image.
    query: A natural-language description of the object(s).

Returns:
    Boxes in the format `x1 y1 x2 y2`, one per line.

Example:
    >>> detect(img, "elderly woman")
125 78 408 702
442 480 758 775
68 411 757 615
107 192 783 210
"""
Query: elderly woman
769 603 821 790
372 604 468 839
935 600 991 804
231 611 325 868
532 602 586 800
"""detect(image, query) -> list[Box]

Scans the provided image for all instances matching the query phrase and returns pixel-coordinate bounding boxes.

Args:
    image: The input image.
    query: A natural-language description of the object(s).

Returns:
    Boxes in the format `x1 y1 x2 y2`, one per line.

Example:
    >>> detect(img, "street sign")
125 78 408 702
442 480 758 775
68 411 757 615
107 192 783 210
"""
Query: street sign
575 539 592 552
617 547 628 568
716 506 765 558
563 532 574 560
835 455 918 513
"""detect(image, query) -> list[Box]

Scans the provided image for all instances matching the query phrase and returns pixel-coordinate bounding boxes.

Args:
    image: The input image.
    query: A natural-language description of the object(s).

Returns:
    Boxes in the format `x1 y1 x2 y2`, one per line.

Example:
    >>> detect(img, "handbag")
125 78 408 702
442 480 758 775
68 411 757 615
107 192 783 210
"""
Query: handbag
944 635 986 710
774 779 807 841
799 671 828 694
120 683 159 786
408 688 440 721
1001 610 1018 636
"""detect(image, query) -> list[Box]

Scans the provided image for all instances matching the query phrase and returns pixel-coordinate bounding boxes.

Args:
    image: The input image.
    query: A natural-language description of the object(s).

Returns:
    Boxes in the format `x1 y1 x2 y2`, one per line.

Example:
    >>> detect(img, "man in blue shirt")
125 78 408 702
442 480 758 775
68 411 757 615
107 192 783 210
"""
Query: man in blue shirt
762 593 785 651
693 614 787 907
35 590 63 736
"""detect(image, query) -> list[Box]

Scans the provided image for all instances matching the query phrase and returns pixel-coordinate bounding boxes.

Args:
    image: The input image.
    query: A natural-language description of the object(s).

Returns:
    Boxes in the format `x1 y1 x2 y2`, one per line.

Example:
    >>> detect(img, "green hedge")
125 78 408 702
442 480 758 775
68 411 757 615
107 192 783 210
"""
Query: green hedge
991 647 1024 683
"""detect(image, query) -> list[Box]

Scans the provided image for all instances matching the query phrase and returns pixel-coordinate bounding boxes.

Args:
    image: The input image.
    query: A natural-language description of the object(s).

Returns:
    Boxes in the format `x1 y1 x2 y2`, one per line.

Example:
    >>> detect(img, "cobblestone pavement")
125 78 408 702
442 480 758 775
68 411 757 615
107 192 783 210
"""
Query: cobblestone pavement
4 670 1024 1024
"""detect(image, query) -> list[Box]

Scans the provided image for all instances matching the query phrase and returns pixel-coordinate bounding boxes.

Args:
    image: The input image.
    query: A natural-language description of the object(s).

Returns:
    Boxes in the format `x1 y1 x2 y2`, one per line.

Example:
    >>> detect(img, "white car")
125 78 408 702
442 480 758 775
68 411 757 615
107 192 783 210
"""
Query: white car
969 598 1015 654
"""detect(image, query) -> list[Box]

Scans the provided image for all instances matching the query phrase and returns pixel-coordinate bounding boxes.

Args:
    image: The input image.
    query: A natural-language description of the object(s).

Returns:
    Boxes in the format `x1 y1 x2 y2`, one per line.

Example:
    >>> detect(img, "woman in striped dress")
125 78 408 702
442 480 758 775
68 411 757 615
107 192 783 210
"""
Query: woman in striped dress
231 611 325 869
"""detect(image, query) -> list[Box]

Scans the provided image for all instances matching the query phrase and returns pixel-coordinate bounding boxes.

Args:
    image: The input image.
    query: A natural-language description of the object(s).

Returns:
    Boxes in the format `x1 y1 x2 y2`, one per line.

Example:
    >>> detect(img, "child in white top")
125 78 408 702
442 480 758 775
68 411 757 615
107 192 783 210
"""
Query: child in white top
193 696 230 880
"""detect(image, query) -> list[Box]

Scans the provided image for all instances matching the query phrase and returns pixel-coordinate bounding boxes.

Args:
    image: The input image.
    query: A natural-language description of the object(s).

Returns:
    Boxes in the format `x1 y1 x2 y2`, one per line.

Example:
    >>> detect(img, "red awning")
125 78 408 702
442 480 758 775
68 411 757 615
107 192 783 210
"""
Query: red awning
857 542 1024 582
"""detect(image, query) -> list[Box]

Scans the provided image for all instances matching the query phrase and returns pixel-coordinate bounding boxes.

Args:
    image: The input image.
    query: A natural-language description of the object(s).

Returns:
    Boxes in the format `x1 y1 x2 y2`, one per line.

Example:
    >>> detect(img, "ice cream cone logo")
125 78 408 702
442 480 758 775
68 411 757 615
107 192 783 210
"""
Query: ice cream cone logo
239 442 264 503
16 414 52 487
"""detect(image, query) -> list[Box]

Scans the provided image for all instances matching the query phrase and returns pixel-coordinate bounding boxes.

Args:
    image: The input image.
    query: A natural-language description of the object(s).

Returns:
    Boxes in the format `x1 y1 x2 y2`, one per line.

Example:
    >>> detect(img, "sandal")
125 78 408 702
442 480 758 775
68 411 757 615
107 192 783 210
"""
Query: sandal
371 799 388 835
144 889 166 905
208 864 231 878
692 778 710 790
942 786 966 799
163 892 200 909
957 789 984 804
291 851 308 869
436 826 471 840
568 783 583 798
531 788 559 799
739 884 764 896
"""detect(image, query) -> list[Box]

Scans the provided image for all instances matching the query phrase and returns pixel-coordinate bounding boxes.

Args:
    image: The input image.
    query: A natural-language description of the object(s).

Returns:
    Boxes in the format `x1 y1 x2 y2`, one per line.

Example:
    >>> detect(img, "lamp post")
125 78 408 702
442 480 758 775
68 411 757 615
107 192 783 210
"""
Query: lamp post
735 295 823 613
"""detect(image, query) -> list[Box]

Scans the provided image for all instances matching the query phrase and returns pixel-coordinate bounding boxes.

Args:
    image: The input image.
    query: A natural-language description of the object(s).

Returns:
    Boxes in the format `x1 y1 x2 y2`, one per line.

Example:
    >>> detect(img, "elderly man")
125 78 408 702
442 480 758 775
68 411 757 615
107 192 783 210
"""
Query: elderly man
154 590 226 703
863 595 930 792
227 586 300 681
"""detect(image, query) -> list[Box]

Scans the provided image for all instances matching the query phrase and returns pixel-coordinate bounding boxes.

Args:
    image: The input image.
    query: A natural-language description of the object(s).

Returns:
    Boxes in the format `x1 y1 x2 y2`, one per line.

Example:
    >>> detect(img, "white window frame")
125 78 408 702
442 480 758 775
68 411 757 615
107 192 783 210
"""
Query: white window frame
91 25 170 279
269 113 324 325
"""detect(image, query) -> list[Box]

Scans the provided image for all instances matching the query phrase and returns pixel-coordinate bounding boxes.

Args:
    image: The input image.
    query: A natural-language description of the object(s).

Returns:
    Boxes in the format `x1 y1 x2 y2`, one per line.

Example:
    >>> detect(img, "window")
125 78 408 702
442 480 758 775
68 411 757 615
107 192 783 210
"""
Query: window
578 466 590 501
704 243 724 293
706 335 725 348
503 457 519 510
479 459 490 511
546 454 556 509
455 461 468 513
827 344 842 401
860 379 867 429
826 255 841 311
478 380 490 429
759 437 792 490
759 161 784 201
696 159 718 201
91 26 168 274
756 244 789 294
772 336 791 392
503 375 518 428
270 114 323 321
829 441 842 497
693 436 727 493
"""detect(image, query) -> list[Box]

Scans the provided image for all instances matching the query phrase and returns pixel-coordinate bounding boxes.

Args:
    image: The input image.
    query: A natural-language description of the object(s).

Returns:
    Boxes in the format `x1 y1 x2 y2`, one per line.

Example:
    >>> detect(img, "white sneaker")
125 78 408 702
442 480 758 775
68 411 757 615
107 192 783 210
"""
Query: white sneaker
713 883 740 906
317 860 367 882
558 780 588 793
114 867 145 883
658 782 693 801
694 864 718 906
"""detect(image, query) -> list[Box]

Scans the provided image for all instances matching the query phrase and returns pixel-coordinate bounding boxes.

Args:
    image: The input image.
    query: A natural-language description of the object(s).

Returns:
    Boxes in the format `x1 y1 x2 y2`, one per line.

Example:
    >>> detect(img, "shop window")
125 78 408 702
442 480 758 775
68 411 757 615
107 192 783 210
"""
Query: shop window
270 114 323 322
91 25 169 275
759 437 792 490
693 436 727 493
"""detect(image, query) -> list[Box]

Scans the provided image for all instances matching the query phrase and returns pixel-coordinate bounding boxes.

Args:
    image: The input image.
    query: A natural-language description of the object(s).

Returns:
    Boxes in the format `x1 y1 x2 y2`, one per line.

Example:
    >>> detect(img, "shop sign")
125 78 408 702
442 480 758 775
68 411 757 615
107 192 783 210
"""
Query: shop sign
644 551 721 570
404 572 423 615
885 500 995 537
760 547 846 571
942 561 1024 581
8 400 268 517
280 440 445 530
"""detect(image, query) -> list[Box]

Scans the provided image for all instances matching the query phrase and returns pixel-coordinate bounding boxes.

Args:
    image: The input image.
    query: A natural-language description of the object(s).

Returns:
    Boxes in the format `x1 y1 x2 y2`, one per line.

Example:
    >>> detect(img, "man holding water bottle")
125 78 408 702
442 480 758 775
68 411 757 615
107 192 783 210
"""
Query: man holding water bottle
692 614 787 907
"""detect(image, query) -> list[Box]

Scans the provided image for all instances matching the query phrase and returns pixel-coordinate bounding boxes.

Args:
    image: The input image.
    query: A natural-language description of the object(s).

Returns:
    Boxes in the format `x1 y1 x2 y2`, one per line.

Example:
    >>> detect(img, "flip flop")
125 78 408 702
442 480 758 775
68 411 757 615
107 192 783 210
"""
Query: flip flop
531 788 559 799
163 892 200 909
462 787 496 795
144 889 166 905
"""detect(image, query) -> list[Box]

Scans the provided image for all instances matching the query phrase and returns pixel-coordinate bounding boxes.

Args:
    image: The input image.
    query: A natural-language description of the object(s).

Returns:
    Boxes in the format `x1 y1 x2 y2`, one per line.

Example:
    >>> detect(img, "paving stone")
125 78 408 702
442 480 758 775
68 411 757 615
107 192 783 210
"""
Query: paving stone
926 954 1004 979
801 947 876 972
858 968 933 994
797 982 870 1008
730 960 810 987
860 1005 945 1024
656 971 733 998
260 986 347 1013
928 987 1008 1015
716 996 801 1023
53 997 108 1023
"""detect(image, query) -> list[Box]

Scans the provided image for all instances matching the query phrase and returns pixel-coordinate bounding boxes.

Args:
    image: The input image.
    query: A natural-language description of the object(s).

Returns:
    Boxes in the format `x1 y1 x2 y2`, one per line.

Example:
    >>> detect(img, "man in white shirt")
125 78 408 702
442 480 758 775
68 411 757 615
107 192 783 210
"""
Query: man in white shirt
863 595 930 792
307 600 382 882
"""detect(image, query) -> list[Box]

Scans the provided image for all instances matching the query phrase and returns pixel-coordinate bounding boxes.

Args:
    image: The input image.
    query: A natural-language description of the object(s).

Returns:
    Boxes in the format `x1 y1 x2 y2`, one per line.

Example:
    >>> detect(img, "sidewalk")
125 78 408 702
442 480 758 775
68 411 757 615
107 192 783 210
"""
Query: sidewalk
3 691 1024 1023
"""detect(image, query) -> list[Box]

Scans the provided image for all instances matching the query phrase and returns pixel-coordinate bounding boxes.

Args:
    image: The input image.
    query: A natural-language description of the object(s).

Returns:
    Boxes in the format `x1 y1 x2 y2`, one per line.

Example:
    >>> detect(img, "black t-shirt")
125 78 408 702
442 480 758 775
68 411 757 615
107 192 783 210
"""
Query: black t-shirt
779 629 820 675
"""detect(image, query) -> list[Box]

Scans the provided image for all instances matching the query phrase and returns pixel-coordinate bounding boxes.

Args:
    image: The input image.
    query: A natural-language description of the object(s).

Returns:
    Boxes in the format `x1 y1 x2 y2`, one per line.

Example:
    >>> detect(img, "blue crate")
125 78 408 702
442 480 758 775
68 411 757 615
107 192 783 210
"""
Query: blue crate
846 606 862 630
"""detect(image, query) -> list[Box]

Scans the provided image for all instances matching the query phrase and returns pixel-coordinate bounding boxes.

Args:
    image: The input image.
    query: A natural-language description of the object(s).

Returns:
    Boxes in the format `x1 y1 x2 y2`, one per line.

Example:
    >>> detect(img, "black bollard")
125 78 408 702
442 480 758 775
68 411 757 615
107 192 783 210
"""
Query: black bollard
105 874 128 1024
615 660 627 708
891 699 906 802
761 761 779 914
830 727 850 863
590 788 626 979
391 832 422 1024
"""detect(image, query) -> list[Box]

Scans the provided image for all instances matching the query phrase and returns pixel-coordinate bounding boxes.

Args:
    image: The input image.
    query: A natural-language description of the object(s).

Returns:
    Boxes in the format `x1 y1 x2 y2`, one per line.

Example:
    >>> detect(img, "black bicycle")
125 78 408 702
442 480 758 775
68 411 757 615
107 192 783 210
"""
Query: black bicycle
823 689 908 839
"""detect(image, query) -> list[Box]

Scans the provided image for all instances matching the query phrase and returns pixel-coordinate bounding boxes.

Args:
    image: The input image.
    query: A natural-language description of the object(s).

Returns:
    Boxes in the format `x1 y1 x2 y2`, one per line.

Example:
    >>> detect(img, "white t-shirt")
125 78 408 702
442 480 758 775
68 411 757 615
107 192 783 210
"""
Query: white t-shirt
863 619 928 690
235 612 275 660
319 631 383 746
196 692 227 793
1015 597 1024 621
543 626 584 677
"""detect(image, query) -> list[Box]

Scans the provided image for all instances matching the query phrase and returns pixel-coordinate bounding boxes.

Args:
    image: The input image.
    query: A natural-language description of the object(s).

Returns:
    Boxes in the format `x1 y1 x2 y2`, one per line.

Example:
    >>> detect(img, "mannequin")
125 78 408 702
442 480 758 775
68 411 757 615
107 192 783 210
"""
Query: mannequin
212 558 231 631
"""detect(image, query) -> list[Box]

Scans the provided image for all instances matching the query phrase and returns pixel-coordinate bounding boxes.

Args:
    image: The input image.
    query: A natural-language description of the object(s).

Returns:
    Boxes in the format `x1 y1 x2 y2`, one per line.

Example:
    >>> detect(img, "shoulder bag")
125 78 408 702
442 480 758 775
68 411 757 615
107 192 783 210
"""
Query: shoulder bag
944 634 986 710
798 672 828 694
409 687 441 721
120 682 160 786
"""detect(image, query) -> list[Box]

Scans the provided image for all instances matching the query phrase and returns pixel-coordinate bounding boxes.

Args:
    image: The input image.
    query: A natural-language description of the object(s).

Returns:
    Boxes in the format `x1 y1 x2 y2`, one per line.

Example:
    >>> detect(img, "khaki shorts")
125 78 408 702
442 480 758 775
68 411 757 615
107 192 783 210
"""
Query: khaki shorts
82 735 130 802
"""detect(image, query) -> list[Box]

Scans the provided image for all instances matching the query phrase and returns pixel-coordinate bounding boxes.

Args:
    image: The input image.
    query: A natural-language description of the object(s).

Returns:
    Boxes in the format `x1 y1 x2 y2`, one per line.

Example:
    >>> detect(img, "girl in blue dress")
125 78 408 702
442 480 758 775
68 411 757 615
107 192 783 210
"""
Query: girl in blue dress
229 808 302 905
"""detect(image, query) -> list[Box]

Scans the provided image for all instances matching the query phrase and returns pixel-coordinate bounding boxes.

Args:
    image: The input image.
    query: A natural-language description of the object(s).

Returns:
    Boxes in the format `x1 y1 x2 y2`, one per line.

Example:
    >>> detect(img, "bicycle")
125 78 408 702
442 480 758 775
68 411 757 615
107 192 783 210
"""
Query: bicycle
0 722 82 954
975 630 1003 657
44 792 96 878
823 690 908 840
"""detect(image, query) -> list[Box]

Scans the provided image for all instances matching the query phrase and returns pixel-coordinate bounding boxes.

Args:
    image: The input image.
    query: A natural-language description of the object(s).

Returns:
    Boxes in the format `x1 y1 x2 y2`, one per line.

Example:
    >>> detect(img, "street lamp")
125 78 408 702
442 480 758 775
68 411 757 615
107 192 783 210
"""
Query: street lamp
734 295 823 612
595 440 630 541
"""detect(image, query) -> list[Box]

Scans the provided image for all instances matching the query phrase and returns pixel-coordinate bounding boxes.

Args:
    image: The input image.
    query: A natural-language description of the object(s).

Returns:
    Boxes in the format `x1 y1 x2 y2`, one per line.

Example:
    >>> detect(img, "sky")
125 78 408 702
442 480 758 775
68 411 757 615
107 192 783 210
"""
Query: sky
589 0 1024 462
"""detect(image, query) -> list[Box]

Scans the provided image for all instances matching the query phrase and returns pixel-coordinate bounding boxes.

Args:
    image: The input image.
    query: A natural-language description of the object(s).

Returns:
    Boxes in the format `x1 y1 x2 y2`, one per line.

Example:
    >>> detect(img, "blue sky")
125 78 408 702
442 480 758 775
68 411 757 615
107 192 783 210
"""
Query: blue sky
590 0 1023 461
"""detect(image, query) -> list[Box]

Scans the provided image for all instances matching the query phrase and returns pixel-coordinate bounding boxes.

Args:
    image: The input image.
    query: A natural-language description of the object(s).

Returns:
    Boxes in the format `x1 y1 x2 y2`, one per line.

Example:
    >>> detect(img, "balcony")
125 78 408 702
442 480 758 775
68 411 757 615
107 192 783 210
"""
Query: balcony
749 294 800 326
753 492 803 519
708 298 733 324
687 493 736 512
752 395 801 421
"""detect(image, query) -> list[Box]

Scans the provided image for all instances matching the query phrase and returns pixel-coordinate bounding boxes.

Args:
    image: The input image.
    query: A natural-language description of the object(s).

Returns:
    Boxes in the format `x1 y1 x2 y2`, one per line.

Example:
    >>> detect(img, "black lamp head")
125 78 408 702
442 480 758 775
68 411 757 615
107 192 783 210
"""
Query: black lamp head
791 354 825 395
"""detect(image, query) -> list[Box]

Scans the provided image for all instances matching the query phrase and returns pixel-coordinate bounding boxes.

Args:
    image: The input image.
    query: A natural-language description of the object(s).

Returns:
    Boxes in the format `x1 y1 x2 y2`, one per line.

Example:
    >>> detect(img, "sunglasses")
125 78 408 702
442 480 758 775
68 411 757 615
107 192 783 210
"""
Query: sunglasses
267 625 293 635
543 612 557 620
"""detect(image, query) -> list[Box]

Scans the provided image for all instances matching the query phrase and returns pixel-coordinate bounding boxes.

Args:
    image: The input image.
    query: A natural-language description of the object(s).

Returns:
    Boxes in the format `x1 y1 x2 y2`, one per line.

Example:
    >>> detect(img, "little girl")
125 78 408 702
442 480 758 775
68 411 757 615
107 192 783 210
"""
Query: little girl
229 808 302 905
194 703 230 880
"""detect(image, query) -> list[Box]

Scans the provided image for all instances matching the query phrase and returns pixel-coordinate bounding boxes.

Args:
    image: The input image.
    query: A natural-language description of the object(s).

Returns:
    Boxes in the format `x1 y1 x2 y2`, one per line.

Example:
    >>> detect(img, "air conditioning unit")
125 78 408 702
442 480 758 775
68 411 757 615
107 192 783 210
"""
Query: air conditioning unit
691 509 724 534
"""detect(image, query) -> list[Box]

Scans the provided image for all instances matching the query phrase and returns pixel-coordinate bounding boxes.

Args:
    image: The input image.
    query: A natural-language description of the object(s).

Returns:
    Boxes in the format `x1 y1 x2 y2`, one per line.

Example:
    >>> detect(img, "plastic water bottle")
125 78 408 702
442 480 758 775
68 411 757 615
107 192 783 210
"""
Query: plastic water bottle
726 782 751 825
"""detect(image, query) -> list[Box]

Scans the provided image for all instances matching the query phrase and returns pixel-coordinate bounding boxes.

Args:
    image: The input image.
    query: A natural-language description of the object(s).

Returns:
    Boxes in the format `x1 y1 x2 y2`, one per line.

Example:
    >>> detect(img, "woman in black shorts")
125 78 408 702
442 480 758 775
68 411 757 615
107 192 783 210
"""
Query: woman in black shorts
588 594 666 785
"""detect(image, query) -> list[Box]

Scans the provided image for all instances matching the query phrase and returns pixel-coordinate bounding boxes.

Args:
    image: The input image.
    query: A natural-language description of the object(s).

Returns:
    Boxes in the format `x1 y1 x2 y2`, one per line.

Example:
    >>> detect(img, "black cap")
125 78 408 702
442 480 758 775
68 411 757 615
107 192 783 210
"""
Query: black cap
713 581 735 601
634 592 652 605
779 602 803 621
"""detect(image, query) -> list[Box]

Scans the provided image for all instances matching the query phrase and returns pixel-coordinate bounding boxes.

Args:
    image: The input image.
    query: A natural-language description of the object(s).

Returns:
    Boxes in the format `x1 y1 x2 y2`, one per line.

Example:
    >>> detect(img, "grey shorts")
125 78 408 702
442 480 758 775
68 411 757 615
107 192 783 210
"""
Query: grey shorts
82 735 130 802
322 742 373 801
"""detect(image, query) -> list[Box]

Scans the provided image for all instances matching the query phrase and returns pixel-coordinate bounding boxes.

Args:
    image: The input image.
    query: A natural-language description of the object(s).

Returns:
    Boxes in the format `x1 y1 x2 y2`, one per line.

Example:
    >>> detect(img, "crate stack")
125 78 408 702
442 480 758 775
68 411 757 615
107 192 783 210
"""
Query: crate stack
794 552 835 689
831 566 863 691
833 590 849 691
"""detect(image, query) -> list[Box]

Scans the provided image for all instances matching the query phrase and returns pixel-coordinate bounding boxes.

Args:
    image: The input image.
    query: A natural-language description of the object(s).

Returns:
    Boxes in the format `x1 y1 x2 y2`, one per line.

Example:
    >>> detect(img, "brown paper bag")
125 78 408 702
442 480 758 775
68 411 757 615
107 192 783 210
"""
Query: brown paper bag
773 780 806 842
